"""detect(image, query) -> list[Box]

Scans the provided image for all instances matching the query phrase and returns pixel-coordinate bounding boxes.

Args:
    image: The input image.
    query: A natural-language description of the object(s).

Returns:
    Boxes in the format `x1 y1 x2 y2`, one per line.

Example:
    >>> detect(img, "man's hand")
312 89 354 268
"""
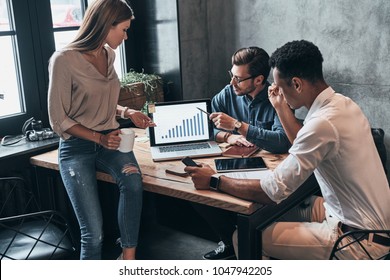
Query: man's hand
268 83 288 111
268 83 302 144
209 112 236 131
184 163 217 190
226 134 254 147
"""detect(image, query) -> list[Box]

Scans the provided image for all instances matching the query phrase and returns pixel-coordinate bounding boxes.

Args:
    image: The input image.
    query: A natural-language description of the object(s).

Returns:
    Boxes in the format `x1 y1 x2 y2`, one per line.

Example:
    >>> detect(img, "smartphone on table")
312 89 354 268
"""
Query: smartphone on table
181 156 201 167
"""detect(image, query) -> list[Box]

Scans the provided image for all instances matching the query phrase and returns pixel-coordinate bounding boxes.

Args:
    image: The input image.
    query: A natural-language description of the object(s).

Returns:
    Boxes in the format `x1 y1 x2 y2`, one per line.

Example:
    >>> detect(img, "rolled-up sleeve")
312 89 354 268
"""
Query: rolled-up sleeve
48 52 79 138
261 117 338 203
261 155 308 203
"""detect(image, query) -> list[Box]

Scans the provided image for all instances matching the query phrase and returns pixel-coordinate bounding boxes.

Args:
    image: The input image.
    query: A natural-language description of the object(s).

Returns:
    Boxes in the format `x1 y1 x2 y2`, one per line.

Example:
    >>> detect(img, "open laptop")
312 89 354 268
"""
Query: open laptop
148 99 222 161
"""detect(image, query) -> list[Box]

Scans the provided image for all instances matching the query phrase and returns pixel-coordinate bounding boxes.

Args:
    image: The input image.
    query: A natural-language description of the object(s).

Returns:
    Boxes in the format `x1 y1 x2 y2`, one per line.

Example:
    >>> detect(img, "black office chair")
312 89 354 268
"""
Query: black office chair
371 128 387 175
329 229 390 260
0 177 77 260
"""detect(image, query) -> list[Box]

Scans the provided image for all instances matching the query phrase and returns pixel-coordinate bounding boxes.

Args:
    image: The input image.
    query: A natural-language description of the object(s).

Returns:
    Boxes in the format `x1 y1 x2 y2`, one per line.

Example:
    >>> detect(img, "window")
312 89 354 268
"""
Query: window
0 0 45 137
0 0 126 136
50 0 83 51
0 0 23 118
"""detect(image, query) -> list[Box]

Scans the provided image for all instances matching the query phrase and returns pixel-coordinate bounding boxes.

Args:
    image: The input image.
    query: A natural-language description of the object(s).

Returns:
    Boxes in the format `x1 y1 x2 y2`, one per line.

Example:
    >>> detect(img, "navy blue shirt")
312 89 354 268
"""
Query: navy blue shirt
211 82 291 154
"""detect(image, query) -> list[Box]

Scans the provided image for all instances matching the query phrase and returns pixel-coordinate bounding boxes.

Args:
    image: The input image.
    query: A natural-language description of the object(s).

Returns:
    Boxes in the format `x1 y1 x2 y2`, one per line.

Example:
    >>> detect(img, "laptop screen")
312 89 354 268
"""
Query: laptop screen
148 99 214 146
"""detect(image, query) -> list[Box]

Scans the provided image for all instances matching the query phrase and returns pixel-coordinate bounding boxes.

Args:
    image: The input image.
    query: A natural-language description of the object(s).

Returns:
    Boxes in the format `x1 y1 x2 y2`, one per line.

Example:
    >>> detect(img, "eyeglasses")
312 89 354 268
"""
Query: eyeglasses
228 70 254 84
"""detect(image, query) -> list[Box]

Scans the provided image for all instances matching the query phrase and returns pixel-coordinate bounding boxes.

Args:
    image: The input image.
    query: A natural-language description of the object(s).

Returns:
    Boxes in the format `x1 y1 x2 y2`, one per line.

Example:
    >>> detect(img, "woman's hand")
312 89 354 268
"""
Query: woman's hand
99 129 121 150
128 110 156 129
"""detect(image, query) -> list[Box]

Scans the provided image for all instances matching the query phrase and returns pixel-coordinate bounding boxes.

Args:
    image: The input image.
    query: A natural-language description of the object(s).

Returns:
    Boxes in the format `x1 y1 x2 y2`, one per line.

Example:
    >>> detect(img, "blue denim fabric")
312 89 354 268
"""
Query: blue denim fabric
58 135 143 260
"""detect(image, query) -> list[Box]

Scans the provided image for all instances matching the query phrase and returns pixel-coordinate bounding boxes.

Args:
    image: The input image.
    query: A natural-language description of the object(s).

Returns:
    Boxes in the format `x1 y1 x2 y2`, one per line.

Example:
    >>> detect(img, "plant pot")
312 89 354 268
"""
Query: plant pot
118 81 164 111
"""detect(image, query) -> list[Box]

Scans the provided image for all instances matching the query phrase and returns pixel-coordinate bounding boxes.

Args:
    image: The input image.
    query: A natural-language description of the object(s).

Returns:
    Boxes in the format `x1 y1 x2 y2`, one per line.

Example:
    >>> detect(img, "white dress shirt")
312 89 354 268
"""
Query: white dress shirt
261 87 390 230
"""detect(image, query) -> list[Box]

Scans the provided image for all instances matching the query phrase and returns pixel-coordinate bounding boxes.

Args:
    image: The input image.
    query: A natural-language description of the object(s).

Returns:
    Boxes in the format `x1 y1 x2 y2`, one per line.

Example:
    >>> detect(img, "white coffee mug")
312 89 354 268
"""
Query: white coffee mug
118 128 135 153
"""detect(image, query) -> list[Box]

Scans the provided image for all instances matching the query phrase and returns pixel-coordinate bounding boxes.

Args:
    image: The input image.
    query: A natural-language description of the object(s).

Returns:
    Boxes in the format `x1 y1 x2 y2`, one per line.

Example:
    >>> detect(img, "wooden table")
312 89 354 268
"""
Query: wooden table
30 128 319 259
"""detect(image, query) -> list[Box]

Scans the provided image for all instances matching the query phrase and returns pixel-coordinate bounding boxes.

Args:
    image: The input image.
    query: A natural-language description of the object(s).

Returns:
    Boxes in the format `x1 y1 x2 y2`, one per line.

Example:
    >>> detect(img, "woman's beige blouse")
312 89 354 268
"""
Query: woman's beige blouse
48 47 120 140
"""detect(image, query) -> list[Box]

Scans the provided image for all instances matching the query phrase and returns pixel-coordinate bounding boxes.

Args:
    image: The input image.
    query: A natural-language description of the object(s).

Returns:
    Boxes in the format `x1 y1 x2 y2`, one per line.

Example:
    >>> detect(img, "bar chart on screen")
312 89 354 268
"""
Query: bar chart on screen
161 112 206 139
152 102 210 144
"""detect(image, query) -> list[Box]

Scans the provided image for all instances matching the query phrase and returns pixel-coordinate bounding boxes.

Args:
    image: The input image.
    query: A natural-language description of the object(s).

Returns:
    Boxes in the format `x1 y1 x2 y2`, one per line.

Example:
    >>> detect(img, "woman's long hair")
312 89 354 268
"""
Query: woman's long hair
65 0 134 52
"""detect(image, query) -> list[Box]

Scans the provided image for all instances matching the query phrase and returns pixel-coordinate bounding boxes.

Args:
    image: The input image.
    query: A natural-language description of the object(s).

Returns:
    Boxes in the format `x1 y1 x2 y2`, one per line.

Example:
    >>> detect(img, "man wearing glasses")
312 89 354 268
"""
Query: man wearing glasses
193 47 292 260
210 47 290 152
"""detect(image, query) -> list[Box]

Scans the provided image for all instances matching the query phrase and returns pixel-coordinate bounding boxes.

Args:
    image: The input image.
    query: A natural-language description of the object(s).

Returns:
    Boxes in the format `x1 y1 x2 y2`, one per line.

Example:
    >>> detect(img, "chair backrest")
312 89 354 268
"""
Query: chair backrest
329 229 390 260
371 128 387 174
0 176 77 260
0 177 39 218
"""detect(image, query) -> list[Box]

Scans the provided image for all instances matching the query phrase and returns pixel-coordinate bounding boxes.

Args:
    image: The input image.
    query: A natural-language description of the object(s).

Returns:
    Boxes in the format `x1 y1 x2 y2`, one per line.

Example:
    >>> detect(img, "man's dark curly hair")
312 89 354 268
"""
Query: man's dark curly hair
269 40 324 85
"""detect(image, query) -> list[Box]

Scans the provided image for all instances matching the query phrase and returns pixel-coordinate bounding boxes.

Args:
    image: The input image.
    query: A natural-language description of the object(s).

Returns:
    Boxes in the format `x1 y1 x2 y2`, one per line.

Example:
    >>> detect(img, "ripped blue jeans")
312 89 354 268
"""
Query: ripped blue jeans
58 134 143 260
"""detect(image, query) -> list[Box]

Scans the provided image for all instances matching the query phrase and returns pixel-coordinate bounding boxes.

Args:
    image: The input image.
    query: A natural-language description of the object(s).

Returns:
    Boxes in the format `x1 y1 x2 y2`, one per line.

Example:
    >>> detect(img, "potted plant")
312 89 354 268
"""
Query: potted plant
119 69 164 113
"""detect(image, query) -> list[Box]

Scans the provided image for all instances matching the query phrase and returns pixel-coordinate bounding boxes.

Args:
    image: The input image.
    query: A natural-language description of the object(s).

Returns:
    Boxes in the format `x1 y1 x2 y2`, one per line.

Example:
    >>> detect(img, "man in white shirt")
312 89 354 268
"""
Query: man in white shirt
185 40 390 259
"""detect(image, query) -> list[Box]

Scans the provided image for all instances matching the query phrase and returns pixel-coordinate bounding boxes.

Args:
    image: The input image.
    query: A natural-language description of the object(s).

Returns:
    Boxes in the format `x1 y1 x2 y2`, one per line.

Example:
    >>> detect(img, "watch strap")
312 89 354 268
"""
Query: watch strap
234 120 242 131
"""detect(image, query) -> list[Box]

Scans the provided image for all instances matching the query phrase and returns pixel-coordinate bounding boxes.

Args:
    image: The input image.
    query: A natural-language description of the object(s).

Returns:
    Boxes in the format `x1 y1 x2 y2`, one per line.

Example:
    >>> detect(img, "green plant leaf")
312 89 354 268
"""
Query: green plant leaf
120 69 163 102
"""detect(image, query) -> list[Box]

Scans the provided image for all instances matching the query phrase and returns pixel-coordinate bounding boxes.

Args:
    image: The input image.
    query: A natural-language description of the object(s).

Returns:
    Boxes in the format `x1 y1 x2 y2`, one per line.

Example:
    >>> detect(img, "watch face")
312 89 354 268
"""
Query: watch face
234 120 242 129
209 176 219 190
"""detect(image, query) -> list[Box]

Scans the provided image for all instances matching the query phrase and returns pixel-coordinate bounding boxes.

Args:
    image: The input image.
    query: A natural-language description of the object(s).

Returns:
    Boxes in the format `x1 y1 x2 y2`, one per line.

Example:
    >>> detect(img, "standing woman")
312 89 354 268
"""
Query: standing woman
48 0 154 260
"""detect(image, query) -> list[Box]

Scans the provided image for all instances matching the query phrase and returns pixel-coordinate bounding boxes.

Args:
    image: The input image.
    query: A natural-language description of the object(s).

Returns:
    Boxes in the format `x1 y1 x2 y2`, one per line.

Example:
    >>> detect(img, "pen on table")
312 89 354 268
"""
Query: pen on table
196 107 210 116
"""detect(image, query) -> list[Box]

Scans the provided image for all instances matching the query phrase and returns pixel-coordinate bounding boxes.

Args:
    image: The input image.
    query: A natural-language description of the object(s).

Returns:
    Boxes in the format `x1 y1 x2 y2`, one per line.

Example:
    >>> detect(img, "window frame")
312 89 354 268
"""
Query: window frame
0 0 56 136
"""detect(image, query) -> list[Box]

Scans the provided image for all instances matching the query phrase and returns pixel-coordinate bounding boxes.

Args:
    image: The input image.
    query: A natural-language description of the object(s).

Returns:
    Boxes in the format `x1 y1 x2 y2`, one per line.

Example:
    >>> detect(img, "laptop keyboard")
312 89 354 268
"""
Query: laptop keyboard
159 142 211 153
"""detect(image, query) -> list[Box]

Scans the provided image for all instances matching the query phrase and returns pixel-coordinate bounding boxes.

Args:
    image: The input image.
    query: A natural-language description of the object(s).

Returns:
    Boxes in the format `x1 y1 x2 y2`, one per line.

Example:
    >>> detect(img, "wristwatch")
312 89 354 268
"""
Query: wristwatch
209 174 221 191
234 120 242 131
